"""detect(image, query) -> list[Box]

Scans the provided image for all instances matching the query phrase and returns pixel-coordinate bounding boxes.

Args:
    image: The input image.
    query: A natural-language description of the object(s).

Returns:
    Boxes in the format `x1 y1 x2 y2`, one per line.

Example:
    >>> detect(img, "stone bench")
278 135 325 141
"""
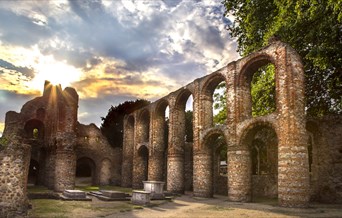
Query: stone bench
131 190 151 205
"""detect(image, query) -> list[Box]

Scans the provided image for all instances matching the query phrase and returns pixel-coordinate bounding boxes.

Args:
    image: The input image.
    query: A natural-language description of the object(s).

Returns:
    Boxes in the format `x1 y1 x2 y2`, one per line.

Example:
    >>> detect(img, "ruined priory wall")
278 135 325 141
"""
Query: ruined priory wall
76 123 122 185
309 115 342 203
0 143 30 217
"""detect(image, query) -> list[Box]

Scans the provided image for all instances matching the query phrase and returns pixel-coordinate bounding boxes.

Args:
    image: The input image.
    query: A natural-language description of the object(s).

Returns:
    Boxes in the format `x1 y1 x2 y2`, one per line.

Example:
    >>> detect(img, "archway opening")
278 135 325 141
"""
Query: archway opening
76 157 96 186
242 124 278 202
28 159 39 186
24 119 44 140
240 59 276 120
202 74 227 127
139 110 150 143
174 90 193 192
138 145 149 182
155 100 169 183
204 132 228 196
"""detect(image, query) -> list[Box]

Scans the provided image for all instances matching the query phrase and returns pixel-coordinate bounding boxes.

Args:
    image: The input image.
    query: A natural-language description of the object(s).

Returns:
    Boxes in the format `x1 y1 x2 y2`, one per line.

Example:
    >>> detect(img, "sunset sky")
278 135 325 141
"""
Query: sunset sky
0 0 239 135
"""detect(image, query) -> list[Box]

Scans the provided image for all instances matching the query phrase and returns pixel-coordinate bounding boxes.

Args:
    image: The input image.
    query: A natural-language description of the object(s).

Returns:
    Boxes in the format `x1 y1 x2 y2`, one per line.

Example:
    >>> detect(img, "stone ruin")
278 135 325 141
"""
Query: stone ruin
121 40 342 207
0 81 121 217
0 41 341 217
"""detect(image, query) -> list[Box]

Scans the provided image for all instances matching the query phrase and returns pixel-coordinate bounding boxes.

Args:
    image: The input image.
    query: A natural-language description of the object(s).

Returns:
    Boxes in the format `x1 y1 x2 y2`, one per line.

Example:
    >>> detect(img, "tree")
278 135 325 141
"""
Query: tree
222 0 342 116
185 110 193 142
100 99 150 148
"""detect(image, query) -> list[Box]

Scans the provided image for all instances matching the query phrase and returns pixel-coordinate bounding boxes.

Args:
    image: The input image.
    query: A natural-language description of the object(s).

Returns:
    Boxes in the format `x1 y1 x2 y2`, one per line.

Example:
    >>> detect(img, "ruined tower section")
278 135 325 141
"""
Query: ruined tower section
53 85 79 191
0 112 31 217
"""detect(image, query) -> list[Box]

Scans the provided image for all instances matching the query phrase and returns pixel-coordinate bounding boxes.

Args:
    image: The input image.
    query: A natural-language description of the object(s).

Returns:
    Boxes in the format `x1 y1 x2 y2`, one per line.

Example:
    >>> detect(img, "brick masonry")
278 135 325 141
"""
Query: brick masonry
122 41 341 207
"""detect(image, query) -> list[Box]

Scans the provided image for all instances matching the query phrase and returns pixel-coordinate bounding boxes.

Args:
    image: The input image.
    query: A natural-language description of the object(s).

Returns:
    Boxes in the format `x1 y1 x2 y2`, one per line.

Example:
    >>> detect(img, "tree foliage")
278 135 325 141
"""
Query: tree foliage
222 0 342 116
100 99 150 148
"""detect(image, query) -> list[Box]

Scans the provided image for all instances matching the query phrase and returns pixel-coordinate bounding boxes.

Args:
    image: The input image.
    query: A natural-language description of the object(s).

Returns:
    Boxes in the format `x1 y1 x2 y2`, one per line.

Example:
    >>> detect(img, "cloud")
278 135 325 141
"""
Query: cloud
0 0 239 127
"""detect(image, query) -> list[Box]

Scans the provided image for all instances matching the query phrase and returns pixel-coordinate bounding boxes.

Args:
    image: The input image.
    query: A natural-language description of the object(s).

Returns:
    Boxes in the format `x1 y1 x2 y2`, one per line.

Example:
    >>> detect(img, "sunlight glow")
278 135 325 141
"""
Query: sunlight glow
29 55 81 90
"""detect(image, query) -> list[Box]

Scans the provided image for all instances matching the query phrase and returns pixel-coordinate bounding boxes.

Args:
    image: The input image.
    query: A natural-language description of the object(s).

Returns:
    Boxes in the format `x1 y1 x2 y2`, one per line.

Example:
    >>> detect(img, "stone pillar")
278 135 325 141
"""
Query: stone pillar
54 149 76 192
149 109 166 181
193 151 213 197
276 45 309 207
167 105 185 193
167 153 184 193
121 116 134 187
0 143 31 217
227 147 251 202
99 159 112 185
132 146 148 189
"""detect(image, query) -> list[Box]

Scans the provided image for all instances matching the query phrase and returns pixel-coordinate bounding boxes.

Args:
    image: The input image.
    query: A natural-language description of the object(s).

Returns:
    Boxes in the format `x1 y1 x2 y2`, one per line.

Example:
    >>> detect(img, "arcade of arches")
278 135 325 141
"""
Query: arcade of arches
122 41 342 207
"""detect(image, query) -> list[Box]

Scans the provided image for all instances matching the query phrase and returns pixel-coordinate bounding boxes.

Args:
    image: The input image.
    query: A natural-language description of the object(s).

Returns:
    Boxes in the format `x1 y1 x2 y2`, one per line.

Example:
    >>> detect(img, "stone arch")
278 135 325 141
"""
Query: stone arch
122 115 135 187
137 109 150 143
236 120 278 202
76 157 96 185
133 144 149 188
201 73 228 128
100 158 112 185
24 119 44 140
237 54 277 121
167 89 193 194
193 128 228 197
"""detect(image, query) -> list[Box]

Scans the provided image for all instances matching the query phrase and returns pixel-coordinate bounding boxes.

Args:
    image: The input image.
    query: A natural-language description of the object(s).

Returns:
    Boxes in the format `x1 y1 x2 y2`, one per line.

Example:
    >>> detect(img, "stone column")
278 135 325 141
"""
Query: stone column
227 147 251 202
167 105 185 193
193 151 213 197
54 149 76 192
121 116 134 187
276 45 309 207
149 110 166 181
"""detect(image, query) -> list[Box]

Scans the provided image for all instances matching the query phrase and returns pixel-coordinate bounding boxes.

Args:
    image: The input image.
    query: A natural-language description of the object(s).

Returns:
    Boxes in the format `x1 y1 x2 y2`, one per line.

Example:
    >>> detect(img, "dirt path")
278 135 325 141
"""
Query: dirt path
106 195 342 218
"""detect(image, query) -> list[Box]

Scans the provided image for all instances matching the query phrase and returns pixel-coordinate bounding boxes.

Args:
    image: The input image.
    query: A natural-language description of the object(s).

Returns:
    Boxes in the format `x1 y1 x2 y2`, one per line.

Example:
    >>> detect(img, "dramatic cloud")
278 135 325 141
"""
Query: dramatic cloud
0 0 239 132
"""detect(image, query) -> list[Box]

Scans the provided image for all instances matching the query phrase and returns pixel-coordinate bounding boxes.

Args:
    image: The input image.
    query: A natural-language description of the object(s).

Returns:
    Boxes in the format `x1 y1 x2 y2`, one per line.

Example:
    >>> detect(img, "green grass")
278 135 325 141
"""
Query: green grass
27 186 51 193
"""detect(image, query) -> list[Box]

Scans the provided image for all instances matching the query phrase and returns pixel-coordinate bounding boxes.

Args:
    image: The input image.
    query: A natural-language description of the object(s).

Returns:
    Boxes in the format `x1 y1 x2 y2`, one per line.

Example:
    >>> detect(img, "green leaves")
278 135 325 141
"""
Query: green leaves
222 0 342 116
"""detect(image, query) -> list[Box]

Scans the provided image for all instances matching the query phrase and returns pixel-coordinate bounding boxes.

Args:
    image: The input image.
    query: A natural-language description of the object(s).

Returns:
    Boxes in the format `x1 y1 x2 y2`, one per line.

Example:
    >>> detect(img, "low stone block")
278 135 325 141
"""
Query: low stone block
131 190 150 205
63 190 86 199
100 190 127 198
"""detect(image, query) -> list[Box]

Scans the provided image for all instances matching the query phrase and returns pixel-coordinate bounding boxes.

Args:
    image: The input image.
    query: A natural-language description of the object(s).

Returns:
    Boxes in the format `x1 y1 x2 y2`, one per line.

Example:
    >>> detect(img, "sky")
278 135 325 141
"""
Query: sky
0 0 239 135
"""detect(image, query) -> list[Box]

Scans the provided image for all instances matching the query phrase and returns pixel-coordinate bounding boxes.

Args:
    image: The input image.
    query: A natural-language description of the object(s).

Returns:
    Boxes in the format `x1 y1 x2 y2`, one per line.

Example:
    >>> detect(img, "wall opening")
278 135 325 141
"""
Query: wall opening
138 145 149 182
202 74 227 127
24 119 44 140
242 124 278 202
157 101 169 183
239 59 276 120
174 90 193 191
204 132 228 196
28 159 39 186
76 157 96 186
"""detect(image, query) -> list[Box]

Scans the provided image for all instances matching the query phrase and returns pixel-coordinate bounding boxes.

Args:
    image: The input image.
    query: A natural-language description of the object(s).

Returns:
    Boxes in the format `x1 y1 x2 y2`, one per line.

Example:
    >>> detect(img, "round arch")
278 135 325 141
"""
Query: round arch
76 157 96 185
24 119 44 139
175 89 193 110
238 120 279 201
201 73 227 97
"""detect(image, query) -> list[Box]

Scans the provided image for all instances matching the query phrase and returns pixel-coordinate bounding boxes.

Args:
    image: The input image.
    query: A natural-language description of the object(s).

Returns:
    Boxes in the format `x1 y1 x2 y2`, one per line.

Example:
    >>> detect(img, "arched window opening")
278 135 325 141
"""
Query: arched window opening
202 74 227 127
24 119 44 140
213 81 227 125
204 133 228 196
138 145 149 182
243 125 278 201
185 95 193 143
76 157 96 186
139 110 150 143
250 63 276 117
